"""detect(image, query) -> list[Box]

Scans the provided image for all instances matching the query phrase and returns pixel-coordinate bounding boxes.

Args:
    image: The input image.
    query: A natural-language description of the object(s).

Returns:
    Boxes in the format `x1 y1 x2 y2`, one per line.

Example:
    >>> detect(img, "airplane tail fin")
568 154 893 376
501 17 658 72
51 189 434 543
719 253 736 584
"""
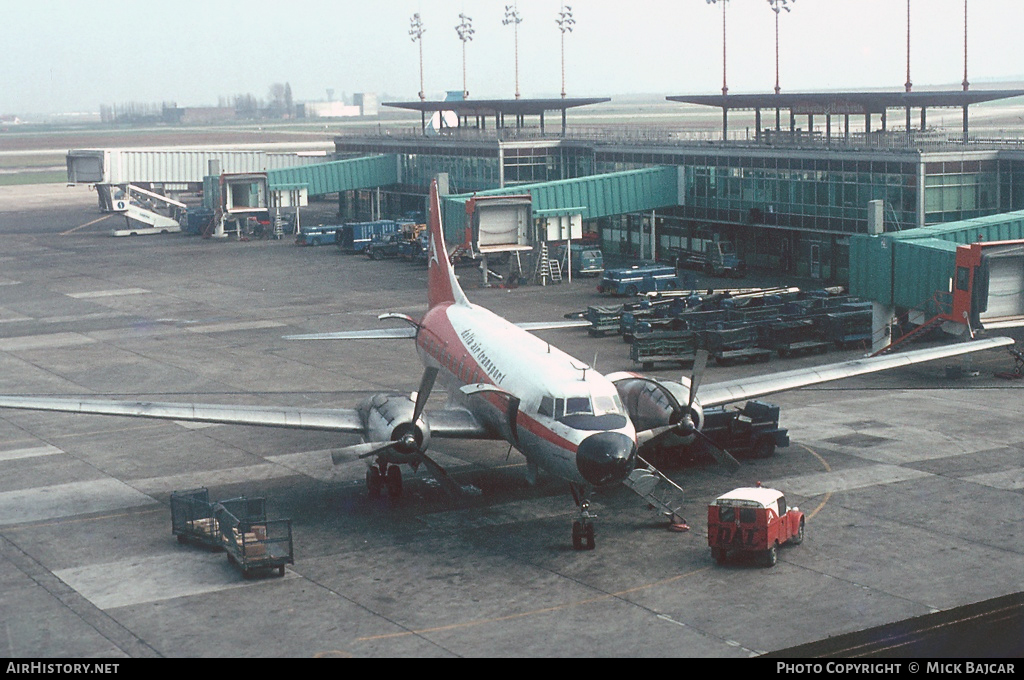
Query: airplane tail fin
427 179 470 309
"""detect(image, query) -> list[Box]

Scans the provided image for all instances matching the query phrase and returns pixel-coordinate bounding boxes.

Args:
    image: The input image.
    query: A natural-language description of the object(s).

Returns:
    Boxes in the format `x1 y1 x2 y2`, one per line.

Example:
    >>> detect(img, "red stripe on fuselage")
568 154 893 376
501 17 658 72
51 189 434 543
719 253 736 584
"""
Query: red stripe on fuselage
417 304 579 454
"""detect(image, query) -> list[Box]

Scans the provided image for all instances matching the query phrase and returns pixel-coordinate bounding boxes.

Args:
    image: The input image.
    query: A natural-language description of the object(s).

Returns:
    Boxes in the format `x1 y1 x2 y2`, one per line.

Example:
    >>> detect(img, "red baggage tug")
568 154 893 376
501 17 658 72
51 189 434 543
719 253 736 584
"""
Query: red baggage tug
708 484 804 567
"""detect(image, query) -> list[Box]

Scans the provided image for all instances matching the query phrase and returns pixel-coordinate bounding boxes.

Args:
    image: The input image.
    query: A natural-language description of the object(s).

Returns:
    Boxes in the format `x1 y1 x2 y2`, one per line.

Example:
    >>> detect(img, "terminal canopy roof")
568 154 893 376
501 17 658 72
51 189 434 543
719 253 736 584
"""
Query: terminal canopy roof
383 97 610 135
667 89 1024 115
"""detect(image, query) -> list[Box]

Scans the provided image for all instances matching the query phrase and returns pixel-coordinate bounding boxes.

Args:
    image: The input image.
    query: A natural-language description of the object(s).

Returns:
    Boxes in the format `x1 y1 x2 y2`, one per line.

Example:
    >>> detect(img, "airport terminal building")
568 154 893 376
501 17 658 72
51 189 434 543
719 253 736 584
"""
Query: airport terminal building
333 90 1024 282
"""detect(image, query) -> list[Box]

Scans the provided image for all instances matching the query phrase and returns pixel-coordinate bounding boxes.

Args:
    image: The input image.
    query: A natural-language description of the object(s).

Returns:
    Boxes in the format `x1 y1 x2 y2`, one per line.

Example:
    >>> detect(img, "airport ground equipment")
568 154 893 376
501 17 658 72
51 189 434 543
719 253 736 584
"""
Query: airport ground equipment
335 220 406 254
111 184 184 236
598 264 680 296
760 318 830 357
215 497 293 578
699 401 789 459
295 225 340 246
170 488 222 549
707 485 804 567
673 237 745 277
622 458 690 531
630 330 700 370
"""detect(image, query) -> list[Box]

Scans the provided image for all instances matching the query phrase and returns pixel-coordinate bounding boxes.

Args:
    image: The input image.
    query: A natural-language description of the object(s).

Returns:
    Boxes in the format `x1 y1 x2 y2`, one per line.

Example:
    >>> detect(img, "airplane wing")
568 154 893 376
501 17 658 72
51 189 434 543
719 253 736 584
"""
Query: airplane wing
285 328 417 340
0 395 498 440
0 395 366 433
284 320 591 340
696 336 1015 408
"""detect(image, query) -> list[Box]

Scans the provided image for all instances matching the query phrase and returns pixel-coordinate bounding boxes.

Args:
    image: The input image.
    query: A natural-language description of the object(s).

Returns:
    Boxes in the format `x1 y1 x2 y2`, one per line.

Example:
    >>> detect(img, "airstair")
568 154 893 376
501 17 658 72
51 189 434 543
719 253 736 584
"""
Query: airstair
623 457 690 529
111 185 184 236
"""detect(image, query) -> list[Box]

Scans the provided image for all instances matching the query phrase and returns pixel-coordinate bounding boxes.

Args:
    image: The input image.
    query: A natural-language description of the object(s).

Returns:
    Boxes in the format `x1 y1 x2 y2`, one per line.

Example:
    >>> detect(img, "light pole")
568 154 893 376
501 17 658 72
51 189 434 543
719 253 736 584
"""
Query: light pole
409 13 426 102
706 0 729 97
556 5 574 99
455 13 474 100
962 0 969 92
767 0 792 96
767 0 793 132
503 4 523 100
905 0 912 93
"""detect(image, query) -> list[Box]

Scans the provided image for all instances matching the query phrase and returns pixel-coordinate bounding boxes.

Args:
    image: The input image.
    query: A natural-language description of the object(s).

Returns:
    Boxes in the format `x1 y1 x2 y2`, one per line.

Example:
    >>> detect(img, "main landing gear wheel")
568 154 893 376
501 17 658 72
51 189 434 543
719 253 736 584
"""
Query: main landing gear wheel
385 465 403 498
366 467 383 498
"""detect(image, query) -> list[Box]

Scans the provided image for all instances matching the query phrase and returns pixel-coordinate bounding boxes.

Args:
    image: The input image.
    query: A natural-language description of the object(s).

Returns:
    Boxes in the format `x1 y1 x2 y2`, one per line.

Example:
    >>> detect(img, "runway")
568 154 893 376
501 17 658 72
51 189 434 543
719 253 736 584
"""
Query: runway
1 189 1022 657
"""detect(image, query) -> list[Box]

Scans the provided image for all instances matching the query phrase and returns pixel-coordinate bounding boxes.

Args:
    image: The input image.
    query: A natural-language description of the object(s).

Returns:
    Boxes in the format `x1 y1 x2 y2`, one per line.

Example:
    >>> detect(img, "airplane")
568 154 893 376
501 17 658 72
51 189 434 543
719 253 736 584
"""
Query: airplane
0 179 1014 551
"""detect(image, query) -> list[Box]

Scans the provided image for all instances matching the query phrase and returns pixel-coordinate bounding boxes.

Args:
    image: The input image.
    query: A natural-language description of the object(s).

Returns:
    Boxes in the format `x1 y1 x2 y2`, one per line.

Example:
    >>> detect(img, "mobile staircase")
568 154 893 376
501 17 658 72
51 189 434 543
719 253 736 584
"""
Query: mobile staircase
869 292 955 357
623 457 690 530
111 184 184 236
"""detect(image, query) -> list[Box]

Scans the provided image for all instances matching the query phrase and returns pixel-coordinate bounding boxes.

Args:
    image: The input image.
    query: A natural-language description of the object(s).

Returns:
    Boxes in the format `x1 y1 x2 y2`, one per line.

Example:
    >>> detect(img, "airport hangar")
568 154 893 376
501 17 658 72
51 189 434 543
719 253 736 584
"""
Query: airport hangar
319 90 1024 286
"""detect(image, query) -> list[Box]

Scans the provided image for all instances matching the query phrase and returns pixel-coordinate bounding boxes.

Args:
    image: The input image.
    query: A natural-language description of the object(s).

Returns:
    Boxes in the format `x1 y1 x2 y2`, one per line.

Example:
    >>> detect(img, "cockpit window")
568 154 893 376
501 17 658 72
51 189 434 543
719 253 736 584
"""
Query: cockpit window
564 397 592 417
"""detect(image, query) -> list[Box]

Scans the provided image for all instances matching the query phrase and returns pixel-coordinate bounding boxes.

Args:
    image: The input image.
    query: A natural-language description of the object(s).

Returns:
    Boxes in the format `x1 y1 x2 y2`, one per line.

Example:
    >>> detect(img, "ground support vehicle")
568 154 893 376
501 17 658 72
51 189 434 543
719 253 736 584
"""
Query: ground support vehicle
630 330 699 370
556 244 605 277
823 309 873 348
585 305 625 337
707 485 804 567
336 220 404 254
705 326 773 366
170 488 222 549
674 239 745 277
699 401 789 458
295 226 338 246
215 497 293 578
598 265 680 296
366 233 403 260
399 234 430 263
761 319 830 358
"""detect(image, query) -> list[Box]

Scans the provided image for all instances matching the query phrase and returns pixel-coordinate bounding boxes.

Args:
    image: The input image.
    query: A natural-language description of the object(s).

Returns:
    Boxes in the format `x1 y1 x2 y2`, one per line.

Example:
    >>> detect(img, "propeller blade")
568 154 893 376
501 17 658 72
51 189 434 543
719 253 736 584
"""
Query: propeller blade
506 395 521 445
331 440 397 464
694 430 741 474
636 423 679 447
412 366 439 424
687 349 709 409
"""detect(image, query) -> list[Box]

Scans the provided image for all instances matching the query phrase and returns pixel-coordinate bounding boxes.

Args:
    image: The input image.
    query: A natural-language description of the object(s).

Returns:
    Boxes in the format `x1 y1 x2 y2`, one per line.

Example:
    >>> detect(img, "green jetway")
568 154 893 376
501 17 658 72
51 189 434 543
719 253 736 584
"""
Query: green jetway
849 209 1024 313
266 154 400 196
440 166 680 243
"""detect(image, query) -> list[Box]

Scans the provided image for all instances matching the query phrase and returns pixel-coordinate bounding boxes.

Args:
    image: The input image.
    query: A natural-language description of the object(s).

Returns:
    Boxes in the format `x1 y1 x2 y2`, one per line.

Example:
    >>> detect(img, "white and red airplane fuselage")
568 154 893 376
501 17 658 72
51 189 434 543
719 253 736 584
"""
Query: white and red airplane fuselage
417 299 638 488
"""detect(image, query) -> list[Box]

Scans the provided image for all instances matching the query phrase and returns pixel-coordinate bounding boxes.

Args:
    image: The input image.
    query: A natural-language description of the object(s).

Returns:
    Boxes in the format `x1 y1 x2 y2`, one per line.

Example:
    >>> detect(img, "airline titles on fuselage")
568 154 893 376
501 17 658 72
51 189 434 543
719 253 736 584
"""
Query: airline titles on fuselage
460 328 507 385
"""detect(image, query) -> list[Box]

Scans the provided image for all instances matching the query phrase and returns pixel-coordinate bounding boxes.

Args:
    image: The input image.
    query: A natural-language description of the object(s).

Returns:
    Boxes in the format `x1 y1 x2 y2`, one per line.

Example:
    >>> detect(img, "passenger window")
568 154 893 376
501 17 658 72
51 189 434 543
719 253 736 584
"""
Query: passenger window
778 497 787 516
739 508 757 523
719 506 735 523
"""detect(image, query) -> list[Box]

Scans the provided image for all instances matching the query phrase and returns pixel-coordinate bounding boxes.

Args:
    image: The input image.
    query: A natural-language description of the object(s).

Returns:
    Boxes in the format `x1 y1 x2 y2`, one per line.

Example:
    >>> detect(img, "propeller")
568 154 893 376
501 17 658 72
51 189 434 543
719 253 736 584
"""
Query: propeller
330 366 439 466
635 349 741 474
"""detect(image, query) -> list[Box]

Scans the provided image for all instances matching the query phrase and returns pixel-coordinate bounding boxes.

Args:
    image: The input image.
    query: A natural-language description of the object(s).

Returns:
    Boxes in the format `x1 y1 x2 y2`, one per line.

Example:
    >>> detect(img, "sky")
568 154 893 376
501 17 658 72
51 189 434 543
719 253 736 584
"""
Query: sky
2 0 1022 116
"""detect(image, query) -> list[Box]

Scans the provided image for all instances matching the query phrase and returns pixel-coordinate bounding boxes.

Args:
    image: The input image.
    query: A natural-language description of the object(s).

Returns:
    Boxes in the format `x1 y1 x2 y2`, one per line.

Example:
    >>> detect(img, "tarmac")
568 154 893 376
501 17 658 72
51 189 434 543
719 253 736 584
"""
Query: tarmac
0 184 1022 658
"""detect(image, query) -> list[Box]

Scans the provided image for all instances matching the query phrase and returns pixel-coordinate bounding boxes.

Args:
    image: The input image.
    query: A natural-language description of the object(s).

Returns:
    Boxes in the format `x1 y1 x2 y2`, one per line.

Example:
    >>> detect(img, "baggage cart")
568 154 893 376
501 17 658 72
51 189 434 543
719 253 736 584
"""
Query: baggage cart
170 488 221 549
216 499 294 578
630 331 699 370
761 319 830 358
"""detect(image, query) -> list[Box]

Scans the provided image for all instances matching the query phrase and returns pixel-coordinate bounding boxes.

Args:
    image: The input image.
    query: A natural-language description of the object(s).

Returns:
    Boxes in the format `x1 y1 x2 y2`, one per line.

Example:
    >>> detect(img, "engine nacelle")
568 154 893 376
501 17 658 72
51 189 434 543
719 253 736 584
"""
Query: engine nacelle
608 373 704 447
360 393 432 459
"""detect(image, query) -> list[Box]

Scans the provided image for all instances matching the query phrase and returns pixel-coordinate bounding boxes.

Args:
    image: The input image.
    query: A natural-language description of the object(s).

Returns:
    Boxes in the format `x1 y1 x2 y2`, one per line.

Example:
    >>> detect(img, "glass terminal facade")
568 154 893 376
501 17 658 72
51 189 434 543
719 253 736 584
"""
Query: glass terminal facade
335 134 1024 283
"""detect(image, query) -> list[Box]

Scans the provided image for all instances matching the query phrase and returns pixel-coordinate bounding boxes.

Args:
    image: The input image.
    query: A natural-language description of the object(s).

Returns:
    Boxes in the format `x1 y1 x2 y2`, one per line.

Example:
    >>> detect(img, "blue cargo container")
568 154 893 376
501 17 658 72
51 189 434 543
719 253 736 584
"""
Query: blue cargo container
336 220 405 253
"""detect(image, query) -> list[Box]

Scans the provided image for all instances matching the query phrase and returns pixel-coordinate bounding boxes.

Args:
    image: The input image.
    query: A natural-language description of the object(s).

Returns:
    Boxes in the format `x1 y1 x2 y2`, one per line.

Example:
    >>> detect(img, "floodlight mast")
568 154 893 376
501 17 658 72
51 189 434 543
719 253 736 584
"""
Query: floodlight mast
503 4 523 100
409 13 426 102
556 4 574 99
455 13 474 100
706 0 729 97
767 0 793 131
